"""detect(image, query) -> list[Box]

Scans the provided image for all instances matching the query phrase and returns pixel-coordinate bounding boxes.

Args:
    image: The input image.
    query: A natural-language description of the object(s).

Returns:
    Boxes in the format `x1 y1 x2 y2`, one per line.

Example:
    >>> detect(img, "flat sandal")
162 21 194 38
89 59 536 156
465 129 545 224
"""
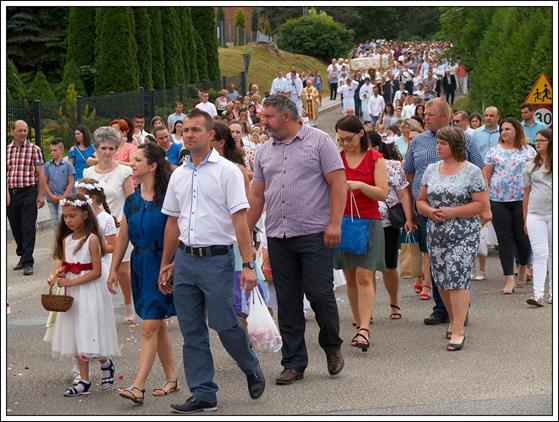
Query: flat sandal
152 379 179 397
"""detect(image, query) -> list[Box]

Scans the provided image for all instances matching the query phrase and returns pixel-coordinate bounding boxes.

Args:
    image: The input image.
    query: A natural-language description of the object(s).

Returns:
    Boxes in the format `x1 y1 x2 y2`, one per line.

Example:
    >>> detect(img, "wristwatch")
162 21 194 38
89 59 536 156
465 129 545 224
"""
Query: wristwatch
242 261 256 270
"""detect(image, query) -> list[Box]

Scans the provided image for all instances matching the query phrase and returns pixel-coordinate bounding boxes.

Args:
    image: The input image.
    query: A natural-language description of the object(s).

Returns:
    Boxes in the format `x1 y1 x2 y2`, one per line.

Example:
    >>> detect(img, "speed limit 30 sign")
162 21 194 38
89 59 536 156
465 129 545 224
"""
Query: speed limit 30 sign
534 105 552 128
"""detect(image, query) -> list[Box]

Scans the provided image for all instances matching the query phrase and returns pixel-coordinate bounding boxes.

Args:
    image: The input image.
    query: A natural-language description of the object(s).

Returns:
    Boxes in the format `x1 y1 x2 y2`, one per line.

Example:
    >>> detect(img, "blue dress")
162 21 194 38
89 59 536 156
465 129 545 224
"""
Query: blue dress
124 189 176 319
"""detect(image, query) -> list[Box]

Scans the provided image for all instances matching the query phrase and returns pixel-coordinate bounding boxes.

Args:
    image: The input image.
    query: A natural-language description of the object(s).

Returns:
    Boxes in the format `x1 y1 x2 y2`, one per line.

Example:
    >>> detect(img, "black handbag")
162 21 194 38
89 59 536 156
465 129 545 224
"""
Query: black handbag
386 201 406 229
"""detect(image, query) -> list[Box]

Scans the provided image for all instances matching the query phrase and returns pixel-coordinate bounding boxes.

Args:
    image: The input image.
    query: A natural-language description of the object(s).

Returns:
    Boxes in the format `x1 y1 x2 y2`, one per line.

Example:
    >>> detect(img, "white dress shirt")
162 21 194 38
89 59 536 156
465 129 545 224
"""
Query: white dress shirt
270 76 288 95
367 94 385 118
195 101 218 118
162 148 248 246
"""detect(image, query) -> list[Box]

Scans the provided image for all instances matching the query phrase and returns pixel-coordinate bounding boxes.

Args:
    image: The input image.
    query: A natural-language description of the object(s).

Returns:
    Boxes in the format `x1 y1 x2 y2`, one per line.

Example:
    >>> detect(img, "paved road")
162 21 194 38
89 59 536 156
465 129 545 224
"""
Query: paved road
5 105 553 416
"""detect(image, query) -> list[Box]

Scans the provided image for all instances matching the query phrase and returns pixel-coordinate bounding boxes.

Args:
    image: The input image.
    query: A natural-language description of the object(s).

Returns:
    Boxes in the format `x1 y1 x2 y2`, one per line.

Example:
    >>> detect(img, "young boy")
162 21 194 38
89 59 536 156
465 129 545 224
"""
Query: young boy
44 140 75 231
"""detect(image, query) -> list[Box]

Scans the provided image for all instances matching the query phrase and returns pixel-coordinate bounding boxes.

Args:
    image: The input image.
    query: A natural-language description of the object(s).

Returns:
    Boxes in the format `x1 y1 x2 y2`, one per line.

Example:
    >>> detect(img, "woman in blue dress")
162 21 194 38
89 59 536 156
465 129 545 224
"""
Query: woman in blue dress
68 125 95 182
108 142 178 404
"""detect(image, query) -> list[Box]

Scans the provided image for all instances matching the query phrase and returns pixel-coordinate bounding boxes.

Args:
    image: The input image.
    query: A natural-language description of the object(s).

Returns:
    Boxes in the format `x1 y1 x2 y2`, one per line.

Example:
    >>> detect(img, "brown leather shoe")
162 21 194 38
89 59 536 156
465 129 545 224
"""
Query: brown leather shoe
275 368 304 385
326 350 344 376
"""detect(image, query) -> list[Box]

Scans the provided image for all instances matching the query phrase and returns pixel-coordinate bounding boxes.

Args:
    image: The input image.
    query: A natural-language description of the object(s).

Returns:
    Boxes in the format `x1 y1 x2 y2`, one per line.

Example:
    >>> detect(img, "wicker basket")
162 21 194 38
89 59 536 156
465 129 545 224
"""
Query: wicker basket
41 286 74 312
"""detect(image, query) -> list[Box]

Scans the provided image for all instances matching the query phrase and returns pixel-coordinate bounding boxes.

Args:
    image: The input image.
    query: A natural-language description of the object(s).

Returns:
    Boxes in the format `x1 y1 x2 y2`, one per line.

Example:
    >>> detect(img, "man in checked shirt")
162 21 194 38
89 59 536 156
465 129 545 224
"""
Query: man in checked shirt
7 120 47 276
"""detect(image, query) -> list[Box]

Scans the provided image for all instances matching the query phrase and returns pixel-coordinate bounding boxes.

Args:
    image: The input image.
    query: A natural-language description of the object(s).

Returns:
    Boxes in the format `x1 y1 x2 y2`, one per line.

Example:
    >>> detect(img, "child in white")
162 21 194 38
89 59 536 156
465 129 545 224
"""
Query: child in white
49 194 120 396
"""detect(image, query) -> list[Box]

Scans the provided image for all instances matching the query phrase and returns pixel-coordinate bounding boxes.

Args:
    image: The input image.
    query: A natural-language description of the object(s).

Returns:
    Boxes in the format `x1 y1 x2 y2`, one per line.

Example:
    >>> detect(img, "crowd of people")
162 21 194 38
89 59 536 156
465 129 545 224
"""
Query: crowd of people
6 38 552 414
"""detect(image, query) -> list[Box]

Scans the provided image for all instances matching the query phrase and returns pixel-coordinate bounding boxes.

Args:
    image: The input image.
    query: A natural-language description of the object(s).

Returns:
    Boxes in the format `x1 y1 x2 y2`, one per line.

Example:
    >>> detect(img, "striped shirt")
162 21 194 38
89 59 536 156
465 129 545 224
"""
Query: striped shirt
253 125 344 238
403 130 483 199
7 140 44 189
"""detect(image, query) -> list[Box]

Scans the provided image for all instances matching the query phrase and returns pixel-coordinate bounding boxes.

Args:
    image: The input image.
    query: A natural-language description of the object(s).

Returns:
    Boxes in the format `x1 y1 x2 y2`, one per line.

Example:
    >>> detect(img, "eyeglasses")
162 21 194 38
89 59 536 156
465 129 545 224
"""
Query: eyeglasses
338 133 358 143
452 119 461 123
535 139 550 144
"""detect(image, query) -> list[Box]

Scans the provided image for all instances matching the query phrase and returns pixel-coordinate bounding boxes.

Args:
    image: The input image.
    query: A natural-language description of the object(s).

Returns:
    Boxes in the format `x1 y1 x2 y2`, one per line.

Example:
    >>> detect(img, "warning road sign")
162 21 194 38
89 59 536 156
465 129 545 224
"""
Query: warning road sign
525 73 552 105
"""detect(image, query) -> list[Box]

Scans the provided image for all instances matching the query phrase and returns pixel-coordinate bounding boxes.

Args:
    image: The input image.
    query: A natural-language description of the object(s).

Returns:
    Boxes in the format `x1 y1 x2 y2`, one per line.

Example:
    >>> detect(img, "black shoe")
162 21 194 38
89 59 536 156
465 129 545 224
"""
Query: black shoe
423 312 449 325
170 397 217 414
326 350 344 376
13 261 24 271
275 368 304 385
447 335 466 351
23 265 34 276
246 367 265 399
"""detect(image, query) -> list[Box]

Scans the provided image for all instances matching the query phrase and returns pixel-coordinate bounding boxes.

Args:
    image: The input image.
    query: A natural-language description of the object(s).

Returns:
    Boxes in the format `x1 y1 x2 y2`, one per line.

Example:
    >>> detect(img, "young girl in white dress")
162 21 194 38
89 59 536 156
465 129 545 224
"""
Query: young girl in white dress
48 193 120 397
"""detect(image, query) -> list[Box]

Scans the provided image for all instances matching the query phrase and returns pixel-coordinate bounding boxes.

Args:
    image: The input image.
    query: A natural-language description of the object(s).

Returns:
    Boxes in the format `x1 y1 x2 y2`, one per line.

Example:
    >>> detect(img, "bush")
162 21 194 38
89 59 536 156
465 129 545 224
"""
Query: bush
7 59 26 102
29 70 56 102
276 9 354 61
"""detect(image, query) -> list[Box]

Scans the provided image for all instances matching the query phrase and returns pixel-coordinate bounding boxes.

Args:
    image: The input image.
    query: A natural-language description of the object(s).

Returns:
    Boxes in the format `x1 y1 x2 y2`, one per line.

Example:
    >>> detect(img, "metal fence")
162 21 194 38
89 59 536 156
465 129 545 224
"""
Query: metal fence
6 73 245 151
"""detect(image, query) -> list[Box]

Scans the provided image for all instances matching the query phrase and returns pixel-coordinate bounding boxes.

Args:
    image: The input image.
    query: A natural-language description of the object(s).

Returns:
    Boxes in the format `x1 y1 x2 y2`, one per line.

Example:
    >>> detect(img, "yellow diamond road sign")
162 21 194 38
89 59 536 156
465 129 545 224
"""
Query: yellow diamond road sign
525 73 552 105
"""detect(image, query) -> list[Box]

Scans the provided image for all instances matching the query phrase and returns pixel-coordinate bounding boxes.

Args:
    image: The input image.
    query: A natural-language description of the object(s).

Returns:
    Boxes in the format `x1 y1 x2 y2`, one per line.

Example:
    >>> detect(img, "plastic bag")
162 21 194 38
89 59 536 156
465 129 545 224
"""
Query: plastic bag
247 288 283 353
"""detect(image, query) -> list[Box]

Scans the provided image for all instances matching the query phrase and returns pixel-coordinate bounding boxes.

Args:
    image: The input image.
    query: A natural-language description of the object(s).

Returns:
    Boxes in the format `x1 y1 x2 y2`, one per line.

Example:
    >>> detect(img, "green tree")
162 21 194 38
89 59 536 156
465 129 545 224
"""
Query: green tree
191 7 220 81
184 8 199 83
234 8 246 45
7 59 27 102
262 18 272 37
94 7 139 94
160 7 181 88
194 31 209 81
66 7 95 67
150 7 166 89
217 7 225 23
177 8 192 85
55 58 86 99
29 70 56 102
251 8 259 32
276 9 354 61
133 7 153 90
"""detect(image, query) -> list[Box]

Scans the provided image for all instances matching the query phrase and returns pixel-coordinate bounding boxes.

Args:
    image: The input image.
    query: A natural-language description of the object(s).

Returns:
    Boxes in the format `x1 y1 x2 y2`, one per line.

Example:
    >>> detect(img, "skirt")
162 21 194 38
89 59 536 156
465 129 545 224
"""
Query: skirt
334 219 386 271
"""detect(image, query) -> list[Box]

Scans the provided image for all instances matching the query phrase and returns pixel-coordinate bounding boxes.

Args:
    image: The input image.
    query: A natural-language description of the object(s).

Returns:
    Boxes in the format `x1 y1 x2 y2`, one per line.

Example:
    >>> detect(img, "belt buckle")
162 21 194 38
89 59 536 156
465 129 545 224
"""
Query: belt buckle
198 247 204 257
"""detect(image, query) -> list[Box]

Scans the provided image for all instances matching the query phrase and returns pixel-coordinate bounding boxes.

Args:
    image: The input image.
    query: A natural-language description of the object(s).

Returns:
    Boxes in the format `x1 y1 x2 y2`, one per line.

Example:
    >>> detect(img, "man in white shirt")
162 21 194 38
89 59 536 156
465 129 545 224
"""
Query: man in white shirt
167 102 186 131
194 91 218 118
453 110 475 135
287 69 303 115
393 82 408 107
359 77 374 123
367 85 385 126
403 94 419 118
159 108 265 414
270 70 288 95
132 114 149 144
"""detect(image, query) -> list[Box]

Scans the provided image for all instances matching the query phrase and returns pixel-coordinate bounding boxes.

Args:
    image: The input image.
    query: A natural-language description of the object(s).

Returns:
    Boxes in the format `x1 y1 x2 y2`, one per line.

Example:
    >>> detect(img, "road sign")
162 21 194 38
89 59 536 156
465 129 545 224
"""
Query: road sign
525 73 552 105
534 105 552 128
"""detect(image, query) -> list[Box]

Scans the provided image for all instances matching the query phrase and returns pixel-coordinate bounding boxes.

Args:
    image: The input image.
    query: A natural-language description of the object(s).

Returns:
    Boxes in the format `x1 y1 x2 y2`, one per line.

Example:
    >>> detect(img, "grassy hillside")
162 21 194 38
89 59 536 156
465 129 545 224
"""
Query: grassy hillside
218 43 329 95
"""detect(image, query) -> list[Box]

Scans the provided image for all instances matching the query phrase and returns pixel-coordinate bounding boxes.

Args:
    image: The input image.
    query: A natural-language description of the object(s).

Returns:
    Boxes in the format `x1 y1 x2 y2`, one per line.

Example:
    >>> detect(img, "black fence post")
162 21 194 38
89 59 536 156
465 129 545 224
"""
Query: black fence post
139 87 145 117
240 71 247 97
77 95 83 125
150 89 156 119
222 76 227 90
32 99 42 151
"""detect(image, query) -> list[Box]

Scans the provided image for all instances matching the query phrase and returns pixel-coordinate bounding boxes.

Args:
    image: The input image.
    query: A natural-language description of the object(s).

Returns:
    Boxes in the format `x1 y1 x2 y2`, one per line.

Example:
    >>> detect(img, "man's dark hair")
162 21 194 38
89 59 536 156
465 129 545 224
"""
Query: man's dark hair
50 139 65 150
186 108 214 131
133 114 145 120
520 103 534 112
153 126 168 139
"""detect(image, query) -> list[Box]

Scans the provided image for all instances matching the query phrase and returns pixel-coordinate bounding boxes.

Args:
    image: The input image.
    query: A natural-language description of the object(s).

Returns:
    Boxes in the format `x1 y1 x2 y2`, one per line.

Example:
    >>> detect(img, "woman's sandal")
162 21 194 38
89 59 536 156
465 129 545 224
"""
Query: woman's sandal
118 386 145 404
64 380 91 397
500 283 515 295
351 328 370 352
413 274 424 294
445 330 452 340
389 304 402 320
100 359 115 390
152 379 179 397
515 273 527 289
419 286 432 300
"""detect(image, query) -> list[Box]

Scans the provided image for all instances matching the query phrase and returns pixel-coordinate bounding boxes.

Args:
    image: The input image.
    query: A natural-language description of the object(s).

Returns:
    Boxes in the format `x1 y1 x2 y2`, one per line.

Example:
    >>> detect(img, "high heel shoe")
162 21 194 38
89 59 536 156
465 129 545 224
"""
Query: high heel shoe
419 286 432 300
500 283 514 295
515 272 527 289
445 330 452 340
447 335 465 351
351 328 370 352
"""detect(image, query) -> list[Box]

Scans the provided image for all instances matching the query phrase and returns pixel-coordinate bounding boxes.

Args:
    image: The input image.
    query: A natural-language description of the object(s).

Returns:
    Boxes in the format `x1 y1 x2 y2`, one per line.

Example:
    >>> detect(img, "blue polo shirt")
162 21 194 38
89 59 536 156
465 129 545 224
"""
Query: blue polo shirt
521 120 547 145
165 142 183 165
44 159 75 199
403 130 483 199
473 125 500 161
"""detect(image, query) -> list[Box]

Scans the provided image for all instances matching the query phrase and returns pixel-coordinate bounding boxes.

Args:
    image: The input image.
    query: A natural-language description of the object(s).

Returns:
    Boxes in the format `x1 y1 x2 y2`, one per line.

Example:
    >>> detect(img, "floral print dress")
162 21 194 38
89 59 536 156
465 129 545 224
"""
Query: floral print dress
420 161 486 290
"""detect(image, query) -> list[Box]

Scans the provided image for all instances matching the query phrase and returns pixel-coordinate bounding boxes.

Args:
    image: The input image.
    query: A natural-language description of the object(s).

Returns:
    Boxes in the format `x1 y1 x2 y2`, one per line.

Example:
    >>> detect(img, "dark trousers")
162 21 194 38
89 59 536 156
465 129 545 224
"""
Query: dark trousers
329 82 338 100
7 186 38 266
445 90 455 105
267 233 342 372
491 200 532 276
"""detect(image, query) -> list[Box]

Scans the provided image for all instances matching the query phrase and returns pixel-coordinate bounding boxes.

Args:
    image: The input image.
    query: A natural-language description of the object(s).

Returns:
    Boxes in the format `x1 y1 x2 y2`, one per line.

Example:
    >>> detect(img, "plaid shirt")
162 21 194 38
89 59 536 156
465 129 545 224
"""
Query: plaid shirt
7 140 44 189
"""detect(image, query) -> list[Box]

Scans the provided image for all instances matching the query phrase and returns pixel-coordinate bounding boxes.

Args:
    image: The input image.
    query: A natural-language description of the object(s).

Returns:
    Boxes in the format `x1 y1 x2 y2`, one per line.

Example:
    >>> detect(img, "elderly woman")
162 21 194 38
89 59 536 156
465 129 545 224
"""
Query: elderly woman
417 127 488 351
83 127 135 323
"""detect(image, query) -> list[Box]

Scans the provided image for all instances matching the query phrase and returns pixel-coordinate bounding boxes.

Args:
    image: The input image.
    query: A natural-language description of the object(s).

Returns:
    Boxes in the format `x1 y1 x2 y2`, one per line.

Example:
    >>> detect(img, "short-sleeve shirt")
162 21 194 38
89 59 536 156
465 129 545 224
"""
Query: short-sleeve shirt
83 164 132 223
340 149 382 220
521 120 547 145
7 140 45 188
95 210 117 243
522 159 552 215
484 144 536 202
164 142 183 166
68 144 95 181
379 160 409 228
44 159 75 197
473 125 500 161
167 112 186 129
253 125 344 238
162 148 248 246
114 143 137 164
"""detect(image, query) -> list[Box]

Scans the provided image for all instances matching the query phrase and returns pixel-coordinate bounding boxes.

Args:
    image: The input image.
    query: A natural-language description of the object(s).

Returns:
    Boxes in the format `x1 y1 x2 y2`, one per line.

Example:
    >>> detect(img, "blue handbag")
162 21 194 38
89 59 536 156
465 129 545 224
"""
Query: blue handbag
337 192 370 255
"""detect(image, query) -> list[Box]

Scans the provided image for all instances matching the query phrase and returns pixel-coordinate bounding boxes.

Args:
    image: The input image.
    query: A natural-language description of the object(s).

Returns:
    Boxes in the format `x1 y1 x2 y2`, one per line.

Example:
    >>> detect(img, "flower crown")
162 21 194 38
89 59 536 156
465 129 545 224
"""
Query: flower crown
60 196 93 208
75 181 104 191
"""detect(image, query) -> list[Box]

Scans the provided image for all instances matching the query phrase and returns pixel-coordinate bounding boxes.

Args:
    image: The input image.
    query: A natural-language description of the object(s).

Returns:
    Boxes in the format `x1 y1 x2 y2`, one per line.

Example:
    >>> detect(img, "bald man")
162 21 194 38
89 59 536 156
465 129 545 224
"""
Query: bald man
473 106 500 160
7 120 46 275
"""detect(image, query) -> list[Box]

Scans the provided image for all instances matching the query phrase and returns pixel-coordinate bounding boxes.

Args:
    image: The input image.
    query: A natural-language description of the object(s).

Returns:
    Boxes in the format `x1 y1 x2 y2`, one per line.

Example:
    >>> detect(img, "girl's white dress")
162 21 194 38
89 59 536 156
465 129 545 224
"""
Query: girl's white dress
51 234 120 360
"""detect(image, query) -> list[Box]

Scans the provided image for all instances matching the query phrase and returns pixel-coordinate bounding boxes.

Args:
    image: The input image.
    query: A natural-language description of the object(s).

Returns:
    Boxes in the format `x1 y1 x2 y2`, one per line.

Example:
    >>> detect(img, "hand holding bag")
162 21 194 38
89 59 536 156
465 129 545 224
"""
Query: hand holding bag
337 191 370 255
399 231 422 278
247 288 282 353
41 285 74 312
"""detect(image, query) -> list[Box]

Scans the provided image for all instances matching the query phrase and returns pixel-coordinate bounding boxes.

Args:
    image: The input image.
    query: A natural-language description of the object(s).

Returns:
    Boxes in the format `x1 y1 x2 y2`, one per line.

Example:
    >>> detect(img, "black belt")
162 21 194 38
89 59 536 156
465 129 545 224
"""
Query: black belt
178 241 232 257
9 185 36 193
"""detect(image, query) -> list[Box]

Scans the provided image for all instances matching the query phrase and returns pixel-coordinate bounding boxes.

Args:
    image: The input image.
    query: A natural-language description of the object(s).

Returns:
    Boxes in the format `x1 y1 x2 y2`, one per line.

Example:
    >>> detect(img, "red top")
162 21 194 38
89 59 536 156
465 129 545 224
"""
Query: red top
341 149 382 220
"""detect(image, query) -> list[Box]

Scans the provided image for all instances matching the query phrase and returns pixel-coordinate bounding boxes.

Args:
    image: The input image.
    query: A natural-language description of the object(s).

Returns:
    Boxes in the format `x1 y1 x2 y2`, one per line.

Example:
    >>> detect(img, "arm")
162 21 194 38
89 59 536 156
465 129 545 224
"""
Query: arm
58 235 103 287
416 185 444 223
107 215 130 294
104 233 116 254
63 175 74 198
158 216 180 295
348 157 388 201
122 175 134 197
247 180 266 231
324 169 347 248
523 186 531 235
436 191 485 220
86 155 100 166
480 164 493 225
68 147 75 167
396 186 416 233
232 209 257 292
44 174 58 203
238 164 251 194
36 165 46 208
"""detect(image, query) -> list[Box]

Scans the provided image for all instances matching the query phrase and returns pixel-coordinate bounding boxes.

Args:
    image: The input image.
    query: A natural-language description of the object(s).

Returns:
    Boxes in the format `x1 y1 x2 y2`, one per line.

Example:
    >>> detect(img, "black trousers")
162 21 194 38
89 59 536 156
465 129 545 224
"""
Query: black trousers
329 82 338 100
490 200 532 276
7 186 38 266
267 232 342 372
445 90 456 105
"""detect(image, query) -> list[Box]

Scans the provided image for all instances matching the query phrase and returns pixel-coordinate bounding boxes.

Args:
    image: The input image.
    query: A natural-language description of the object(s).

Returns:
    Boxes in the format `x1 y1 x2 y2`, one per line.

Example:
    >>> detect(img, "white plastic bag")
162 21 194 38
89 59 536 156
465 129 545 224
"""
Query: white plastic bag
247 288 282 353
